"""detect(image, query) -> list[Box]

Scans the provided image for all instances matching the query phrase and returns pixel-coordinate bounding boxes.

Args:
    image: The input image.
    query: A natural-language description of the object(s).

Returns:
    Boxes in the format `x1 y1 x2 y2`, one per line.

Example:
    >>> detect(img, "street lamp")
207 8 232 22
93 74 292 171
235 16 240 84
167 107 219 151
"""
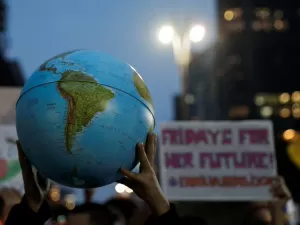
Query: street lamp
158 24 206 120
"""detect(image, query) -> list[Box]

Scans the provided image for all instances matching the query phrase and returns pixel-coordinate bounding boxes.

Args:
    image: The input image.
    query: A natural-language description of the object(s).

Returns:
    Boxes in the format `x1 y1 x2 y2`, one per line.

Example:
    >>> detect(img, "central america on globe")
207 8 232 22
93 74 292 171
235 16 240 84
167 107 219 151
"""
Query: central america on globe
16 49 155 188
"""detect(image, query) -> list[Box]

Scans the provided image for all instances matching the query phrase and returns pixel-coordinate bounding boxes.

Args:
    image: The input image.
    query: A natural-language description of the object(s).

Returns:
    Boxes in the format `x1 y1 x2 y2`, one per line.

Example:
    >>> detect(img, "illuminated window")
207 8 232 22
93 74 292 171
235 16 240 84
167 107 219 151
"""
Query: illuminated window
227 21 245 32
283 129 296 141
293 104 300 118
260 106 273 118
293 109 300 118
224 10 234 21
274 20 288 31
185 94 195 104
292 91 300 102
224 8 243 21
252 20 262 31
234 8 243 18
255 8 270 19
255 96 265 106
274 10 284 19
279 93 290 104
262 20 272 31
279 108 291 118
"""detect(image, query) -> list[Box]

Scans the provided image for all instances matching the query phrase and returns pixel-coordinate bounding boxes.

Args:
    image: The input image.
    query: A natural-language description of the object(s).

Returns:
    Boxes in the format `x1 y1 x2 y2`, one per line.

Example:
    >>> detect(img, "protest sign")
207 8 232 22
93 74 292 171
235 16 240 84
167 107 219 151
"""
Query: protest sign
0 125 23 192
0 87 21 124
159 121 277 201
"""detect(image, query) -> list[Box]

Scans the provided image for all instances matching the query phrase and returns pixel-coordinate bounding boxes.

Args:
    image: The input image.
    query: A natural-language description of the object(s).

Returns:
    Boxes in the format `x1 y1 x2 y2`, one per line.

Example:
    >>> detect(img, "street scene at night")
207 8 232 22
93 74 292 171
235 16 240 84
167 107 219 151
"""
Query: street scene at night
1 1 300 225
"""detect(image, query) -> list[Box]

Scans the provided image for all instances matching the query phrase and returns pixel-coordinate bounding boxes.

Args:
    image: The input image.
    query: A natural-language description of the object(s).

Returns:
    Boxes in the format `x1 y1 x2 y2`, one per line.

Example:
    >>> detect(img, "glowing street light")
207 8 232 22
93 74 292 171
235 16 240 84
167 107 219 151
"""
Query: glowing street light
157 23 206 120
158 25 174 44
283 129 296 141
157 24 206 45
189 25 205 43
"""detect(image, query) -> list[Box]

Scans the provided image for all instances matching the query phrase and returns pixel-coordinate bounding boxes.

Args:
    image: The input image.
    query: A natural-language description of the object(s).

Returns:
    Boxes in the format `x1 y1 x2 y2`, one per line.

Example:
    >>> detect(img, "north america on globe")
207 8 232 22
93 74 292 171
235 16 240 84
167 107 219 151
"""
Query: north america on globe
57 70 114 154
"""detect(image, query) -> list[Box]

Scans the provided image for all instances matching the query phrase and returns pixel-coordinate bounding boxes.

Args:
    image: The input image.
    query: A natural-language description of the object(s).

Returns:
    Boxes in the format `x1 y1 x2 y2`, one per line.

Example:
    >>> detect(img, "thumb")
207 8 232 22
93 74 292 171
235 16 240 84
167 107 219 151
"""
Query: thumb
120 168 139 181
35 170 50 193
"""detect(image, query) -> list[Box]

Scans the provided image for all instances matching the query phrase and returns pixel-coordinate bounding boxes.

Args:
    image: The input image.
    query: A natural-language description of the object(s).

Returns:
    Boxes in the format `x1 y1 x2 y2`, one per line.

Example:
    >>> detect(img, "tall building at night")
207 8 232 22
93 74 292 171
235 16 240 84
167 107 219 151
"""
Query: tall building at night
216 0 300 201
186 0 300 201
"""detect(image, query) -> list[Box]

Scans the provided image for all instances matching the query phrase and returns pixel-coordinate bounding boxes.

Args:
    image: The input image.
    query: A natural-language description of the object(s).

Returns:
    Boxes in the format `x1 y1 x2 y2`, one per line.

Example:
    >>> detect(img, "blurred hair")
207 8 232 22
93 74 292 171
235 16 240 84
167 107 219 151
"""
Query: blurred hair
0 196 4 220
242 207 272 225
71 203 117 225
105 198 137 221
183 216 206 225
50 204 69 221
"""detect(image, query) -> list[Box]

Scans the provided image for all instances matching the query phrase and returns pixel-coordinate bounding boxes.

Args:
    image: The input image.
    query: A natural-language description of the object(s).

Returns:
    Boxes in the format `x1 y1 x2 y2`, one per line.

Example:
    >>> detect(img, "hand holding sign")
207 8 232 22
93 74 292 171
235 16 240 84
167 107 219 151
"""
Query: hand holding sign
270 176 291 204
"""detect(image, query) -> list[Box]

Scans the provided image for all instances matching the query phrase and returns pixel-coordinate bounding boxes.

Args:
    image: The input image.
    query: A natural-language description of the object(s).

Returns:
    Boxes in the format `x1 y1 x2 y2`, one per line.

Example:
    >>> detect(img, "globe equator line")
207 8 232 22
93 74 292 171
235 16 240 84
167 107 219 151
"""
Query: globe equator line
16 80 156 129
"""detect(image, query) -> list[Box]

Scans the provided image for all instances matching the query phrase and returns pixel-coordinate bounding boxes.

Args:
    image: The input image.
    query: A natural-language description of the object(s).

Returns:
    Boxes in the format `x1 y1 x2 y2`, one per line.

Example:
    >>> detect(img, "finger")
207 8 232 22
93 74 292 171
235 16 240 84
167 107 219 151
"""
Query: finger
145 133 156 167
36 171 50 193
120 168 139 181
136 143 151 171
277 176 285 184
17 141 36 190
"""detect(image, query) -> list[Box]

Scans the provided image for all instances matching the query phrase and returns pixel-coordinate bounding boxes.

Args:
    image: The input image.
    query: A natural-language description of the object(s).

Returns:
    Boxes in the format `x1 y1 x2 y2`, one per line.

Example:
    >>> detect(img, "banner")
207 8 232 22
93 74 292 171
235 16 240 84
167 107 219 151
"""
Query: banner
159 121 277 201
0 125 23 192
0 87 21 124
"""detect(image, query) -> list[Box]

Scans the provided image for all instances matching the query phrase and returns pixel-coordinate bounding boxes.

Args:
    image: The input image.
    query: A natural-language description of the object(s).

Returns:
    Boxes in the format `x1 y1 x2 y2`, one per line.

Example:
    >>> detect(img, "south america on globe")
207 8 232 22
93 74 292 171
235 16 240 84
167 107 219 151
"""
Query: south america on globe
16 50 155 188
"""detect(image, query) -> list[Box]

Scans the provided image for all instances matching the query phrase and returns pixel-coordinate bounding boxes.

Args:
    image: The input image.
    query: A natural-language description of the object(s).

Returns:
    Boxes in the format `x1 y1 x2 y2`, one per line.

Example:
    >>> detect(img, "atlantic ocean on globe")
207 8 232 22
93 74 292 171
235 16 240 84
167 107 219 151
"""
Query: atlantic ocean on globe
16 50 155 188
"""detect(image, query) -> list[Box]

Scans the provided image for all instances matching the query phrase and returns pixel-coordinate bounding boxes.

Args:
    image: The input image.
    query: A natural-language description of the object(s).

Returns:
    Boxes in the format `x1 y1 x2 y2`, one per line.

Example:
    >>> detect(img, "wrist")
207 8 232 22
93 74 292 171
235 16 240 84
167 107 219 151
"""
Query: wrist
147 194 170 216
23 196 41 213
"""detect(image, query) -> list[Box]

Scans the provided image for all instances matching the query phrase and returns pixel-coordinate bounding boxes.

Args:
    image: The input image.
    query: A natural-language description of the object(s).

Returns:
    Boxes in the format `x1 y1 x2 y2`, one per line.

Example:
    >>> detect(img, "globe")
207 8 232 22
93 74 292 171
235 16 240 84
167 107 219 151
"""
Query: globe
16 50 155 188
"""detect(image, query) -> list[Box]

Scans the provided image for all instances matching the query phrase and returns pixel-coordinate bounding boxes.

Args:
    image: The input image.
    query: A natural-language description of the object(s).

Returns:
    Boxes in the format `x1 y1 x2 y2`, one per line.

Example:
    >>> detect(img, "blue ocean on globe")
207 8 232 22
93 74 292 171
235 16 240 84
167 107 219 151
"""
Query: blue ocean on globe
16 50 155 188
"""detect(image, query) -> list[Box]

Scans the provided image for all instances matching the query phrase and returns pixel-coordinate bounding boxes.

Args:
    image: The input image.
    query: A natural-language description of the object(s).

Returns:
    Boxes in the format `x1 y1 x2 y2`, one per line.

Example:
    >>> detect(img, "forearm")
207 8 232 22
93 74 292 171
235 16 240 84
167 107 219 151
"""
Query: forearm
5 197 51 225
144 204 180 225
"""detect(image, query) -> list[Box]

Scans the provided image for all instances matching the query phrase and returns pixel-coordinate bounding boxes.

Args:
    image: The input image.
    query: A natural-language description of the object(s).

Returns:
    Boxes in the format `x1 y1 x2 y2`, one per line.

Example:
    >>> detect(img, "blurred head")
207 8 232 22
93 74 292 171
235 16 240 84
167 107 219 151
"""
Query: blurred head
0 188 22 224
50 204 69 225
243 207 272 225
0 196 5 225
68 203 117 225
105 198 137 225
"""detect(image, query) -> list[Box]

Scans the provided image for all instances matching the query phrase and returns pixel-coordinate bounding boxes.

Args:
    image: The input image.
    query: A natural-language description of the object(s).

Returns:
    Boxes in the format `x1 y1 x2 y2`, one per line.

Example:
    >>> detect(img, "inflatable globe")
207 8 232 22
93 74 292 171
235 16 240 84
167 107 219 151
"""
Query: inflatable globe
16 50 155 188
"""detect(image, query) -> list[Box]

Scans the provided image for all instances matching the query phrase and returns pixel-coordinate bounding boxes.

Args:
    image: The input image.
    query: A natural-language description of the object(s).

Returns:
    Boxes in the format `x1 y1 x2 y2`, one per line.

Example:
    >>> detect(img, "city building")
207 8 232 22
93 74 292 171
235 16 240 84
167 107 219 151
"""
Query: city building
185 0 300 201
216 0 300 201
173 46 218 121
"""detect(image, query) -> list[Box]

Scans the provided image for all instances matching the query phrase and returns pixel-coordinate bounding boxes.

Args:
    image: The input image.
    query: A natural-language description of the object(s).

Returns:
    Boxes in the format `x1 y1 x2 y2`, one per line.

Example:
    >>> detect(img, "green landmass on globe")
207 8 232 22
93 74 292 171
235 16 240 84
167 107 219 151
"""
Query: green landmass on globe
39 50 79 74
133 72 153 108
133 72 155 131
57 70 115 154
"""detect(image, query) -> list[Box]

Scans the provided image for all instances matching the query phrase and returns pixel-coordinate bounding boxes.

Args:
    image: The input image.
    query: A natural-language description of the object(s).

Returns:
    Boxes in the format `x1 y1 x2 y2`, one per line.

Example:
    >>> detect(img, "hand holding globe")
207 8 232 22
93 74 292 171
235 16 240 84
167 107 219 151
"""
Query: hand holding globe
120 133 170 216
15 133 170 217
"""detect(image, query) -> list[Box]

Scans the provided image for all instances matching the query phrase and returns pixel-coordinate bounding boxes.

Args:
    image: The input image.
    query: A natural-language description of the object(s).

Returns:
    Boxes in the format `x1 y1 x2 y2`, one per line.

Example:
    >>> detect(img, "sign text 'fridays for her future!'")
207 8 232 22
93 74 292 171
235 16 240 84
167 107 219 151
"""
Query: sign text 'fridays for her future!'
161 125 275 187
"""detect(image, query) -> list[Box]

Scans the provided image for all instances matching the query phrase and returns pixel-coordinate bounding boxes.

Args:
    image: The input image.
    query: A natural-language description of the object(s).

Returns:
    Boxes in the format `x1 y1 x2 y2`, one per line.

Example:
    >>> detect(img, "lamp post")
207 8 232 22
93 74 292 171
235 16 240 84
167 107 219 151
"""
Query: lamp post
158 24 205 120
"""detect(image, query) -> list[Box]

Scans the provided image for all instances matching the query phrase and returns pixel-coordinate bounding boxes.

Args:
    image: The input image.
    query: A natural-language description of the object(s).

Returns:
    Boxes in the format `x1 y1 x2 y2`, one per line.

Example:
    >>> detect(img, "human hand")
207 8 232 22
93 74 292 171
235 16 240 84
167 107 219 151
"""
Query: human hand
119 133 170 216
17 141 50 212
269 176 291 204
